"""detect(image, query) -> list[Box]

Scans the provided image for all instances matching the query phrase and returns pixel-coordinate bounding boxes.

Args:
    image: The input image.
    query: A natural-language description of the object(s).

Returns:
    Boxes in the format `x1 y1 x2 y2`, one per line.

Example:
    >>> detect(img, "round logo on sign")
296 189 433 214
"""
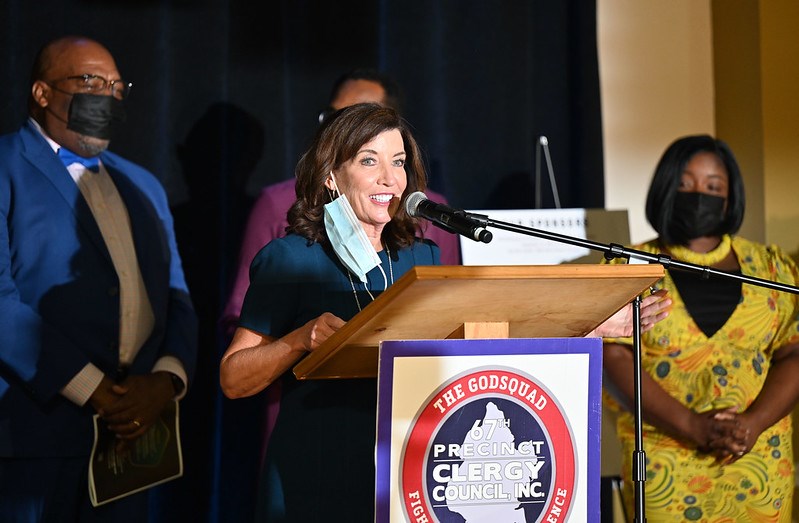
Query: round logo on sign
400 368 576 523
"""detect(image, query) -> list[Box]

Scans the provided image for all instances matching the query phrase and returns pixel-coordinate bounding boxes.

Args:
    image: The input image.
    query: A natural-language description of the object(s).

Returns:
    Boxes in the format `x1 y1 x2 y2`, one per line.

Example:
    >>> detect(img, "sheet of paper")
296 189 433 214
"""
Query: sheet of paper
88 400 183 507
460 208 591 265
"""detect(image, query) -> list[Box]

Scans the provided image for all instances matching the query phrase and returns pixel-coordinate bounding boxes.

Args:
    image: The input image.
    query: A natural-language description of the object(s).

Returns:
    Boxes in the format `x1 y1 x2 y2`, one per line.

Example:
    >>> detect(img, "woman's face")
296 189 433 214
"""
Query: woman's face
328 128 408 235
678 151 729 198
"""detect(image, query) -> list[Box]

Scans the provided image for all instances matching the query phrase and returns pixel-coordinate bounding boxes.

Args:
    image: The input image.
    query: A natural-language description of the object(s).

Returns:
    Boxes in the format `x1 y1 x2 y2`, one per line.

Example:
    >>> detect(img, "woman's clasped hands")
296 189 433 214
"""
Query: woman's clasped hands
693 407 757 464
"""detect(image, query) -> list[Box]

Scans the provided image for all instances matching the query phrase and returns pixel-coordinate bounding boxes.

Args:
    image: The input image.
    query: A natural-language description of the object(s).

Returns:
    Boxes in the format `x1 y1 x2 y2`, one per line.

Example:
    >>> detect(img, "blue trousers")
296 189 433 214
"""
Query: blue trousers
0 456 148 523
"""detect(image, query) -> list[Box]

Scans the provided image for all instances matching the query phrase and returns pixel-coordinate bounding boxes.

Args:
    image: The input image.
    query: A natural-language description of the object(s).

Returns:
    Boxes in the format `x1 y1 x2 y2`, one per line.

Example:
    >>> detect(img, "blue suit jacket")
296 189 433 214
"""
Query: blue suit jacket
0 121 198 457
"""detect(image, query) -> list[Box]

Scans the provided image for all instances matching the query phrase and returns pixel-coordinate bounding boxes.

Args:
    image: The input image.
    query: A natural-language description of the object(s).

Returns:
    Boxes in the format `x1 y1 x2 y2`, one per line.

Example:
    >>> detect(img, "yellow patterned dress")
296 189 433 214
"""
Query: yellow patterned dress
604 236 799 522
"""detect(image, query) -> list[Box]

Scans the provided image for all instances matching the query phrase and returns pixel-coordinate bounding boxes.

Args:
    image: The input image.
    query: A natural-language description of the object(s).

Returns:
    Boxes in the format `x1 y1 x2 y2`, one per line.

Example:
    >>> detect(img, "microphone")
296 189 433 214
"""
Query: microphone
405 191 493 243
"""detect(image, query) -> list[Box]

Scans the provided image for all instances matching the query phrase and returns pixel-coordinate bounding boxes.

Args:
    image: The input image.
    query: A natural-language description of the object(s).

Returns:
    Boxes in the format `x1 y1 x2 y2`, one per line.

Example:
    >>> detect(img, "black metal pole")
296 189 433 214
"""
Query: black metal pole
631 296 646 522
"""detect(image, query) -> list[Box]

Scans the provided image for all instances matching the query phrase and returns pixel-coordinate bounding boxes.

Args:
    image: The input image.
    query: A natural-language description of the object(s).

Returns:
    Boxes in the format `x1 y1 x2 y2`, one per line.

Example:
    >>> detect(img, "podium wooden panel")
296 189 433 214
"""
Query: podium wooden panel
293 264 663 380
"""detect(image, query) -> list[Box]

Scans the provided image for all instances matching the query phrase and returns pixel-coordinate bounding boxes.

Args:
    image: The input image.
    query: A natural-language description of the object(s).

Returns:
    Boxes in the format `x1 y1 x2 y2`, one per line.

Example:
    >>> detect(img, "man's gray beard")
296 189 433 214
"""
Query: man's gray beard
76 135 109 157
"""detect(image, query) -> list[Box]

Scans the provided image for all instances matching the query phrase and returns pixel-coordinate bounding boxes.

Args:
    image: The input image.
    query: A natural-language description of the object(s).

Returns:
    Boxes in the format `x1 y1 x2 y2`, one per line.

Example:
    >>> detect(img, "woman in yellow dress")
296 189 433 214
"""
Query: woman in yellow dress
604 135 799 522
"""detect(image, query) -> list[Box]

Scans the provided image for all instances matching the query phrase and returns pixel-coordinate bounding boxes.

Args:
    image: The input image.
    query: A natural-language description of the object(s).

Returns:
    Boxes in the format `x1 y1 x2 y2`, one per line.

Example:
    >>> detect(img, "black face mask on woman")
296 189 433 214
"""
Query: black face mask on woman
669 191 726 243
66 93 126 140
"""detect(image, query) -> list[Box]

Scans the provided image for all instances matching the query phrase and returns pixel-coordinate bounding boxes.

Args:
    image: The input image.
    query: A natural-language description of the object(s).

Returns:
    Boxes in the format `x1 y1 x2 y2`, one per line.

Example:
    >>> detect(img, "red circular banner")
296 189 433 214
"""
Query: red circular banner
400 369 576 523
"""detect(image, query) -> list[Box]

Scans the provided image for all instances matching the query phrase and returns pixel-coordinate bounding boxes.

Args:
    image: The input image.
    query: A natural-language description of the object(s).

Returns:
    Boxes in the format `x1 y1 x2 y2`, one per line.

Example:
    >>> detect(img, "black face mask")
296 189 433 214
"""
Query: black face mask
669 191 726 242
66 93 126 140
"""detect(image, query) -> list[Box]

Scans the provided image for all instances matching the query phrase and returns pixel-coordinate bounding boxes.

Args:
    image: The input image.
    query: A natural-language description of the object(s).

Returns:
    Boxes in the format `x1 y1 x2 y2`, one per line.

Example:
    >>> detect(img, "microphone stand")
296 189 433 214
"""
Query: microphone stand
468 214 799 523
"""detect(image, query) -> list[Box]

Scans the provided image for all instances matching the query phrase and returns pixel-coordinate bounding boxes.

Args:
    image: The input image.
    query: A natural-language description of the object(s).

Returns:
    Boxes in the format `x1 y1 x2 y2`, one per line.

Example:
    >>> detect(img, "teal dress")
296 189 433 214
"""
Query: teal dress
239 233 440 522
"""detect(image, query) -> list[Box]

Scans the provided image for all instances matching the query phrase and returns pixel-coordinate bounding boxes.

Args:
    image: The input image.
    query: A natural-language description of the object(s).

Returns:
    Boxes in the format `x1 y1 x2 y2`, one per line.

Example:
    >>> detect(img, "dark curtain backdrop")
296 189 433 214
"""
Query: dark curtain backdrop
0 1 603 522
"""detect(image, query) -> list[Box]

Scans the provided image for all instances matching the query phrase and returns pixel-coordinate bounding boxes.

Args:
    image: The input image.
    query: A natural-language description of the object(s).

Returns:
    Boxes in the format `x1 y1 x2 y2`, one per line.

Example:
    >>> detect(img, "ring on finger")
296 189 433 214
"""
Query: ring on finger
132 419 141 428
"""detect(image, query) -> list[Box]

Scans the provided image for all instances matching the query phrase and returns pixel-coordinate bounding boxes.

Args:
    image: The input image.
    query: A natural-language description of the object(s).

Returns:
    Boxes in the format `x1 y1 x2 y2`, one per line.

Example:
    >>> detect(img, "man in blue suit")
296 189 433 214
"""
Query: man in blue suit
0 36 197 522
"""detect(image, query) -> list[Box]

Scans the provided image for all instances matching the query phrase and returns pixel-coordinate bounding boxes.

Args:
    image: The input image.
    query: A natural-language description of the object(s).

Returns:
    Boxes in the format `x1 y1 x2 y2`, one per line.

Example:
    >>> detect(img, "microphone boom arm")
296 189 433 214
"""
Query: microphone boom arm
484 217 799 294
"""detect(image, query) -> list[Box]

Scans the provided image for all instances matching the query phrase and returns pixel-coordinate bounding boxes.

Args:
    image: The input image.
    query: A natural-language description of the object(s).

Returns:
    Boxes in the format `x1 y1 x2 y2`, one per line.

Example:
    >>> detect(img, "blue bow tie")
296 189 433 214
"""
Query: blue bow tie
58 147 100 173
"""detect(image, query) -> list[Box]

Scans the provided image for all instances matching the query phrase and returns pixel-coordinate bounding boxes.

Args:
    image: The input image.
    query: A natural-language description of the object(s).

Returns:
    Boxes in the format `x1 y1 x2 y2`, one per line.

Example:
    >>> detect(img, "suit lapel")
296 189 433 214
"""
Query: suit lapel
18 123 113 265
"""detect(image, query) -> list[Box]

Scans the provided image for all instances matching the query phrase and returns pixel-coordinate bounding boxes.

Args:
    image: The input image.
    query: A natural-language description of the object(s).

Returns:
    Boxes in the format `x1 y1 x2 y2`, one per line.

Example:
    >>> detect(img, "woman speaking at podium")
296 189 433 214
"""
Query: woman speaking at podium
220 103 438 521
219 103 669 522
603 135 799 522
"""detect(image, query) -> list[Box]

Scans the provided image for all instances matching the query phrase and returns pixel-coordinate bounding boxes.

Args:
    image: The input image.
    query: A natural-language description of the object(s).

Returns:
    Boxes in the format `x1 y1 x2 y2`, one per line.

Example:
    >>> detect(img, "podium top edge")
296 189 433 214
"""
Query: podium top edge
411 264 664 279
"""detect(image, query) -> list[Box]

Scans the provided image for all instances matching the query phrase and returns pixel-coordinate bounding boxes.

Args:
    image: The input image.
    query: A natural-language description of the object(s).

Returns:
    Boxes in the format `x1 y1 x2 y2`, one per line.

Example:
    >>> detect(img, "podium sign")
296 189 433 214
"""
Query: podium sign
459 208 631 266
376 337 602 522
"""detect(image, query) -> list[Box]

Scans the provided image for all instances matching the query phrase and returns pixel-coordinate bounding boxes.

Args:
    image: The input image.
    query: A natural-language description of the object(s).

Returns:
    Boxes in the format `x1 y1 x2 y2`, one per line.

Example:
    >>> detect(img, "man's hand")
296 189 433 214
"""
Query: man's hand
88 375 124 416
100 372 175 440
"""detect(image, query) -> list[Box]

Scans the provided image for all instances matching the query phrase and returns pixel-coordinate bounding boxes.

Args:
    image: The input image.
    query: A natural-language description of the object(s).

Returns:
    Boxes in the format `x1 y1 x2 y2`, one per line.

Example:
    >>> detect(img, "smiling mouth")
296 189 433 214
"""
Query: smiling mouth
370 194 394 203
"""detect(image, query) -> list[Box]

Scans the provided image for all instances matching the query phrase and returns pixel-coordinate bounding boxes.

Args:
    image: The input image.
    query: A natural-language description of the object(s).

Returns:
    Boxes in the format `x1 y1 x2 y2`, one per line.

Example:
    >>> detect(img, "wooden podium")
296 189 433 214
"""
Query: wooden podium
293 263 664 380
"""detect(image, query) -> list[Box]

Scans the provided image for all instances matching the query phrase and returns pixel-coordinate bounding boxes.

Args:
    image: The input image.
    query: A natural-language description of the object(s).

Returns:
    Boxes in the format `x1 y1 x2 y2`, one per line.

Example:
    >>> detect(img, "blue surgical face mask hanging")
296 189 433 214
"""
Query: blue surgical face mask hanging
323 172 387 287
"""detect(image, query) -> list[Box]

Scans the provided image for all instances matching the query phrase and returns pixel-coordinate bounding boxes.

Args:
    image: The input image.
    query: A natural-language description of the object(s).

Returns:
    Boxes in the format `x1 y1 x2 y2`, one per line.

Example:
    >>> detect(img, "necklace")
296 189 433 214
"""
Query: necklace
347 246 394 312
667 234 733 266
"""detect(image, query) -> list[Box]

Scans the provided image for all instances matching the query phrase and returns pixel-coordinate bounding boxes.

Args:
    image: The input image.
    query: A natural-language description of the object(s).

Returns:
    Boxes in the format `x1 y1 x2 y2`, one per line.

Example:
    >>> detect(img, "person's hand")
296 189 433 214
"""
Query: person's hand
296 312 346 352
590 289 671 338
88 375 125 416
706 410 759 464
685 407 737 450
685 407 756 463
100 372 176 441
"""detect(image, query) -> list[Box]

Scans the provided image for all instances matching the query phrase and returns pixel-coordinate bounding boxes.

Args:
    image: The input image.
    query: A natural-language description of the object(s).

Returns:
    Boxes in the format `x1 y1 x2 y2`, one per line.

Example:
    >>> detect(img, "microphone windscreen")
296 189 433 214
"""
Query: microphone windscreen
404 191 428 217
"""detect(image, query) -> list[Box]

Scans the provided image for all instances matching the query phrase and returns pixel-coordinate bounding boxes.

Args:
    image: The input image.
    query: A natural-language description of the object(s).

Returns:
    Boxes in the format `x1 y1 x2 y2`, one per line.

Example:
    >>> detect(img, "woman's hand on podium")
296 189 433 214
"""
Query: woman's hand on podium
588 289 671 338
220 312 346 399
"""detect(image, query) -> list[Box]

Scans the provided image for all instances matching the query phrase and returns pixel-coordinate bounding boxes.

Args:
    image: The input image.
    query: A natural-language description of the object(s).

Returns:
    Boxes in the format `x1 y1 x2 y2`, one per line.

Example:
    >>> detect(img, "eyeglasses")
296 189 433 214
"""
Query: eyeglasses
49 74 133 100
